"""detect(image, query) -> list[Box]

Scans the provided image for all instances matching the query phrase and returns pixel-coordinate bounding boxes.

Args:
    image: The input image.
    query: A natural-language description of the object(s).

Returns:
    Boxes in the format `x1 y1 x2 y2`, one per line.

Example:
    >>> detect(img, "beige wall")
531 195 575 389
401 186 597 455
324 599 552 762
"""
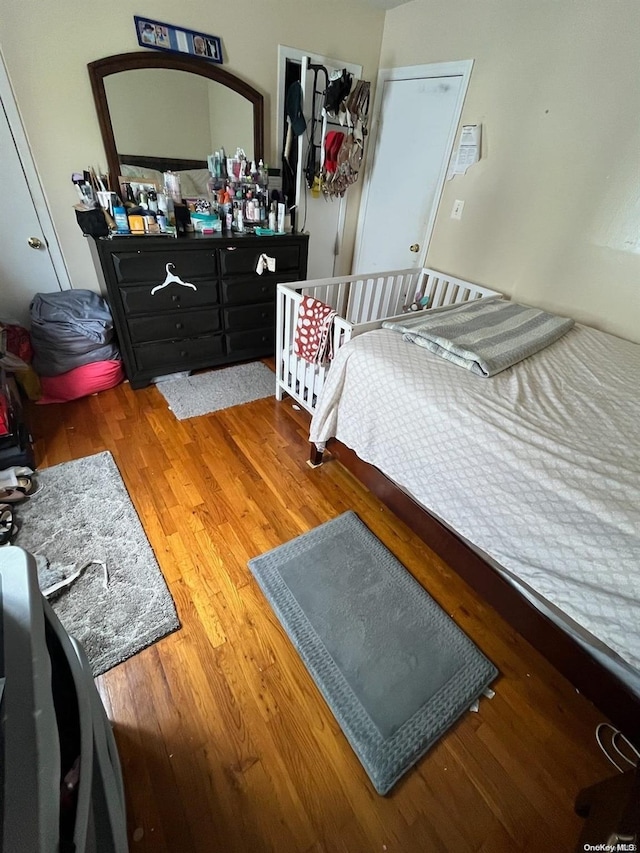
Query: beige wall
381 0 640 341
0 0 384 292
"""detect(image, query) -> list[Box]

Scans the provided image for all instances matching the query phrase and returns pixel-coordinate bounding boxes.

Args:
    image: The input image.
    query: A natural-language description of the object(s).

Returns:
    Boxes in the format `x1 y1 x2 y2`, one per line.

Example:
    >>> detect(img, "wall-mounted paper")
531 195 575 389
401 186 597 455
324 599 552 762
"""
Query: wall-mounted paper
448 125 481 179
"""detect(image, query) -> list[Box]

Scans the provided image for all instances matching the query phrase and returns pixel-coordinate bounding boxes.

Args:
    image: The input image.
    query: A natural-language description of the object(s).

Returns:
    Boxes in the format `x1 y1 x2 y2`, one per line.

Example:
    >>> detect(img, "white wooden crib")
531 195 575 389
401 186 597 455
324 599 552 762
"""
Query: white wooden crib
276 267 500 413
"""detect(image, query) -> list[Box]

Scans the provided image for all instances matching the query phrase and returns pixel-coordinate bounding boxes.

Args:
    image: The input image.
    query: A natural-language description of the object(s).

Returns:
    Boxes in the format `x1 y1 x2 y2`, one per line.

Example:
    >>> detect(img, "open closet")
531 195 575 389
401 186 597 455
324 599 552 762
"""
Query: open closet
277 48 367 280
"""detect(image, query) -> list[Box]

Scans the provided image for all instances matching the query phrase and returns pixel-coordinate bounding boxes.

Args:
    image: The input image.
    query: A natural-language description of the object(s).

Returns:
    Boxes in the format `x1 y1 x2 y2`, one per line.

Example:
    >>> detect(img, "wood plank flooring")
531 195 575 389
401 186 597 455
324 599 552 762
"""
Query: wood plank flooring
26 372 615 852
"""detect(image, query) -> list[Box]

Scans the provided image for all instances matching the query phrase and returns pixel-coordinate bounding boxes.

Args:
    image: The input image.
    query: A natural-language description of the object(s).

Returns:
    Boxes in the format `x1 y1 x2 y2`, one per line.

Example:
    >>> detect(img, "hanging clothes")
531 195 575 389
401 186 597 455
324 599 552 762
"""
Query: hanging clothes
322 79 371 198
284 81 307 165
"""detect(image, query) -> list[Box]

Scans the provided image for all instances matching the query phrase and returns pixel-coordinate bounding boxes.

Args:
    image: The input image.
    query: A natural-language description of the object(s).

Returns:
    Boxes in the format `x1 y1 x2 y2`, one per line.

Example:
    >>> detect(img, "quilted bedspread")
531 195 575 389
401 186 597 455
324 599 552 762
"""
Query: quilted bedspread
310 324 640 672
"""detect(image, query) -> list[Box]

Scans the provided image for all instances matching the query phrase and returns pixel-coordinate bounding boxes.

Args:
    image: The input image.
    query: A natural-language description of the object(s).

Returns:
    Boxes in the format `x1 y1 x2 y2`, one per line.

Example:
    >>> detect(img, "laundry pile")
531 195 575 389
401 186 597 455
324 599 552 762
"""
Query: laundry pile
30 290 124 403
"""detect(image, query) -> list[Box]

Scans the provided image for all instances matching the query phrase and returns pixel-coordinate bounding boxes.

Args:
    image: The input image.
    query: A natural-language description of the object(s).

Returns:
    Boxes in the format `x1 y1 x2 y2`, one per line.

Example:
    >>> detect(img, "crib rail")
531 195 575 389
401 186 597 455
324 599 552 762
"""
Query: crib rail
276 267 499 413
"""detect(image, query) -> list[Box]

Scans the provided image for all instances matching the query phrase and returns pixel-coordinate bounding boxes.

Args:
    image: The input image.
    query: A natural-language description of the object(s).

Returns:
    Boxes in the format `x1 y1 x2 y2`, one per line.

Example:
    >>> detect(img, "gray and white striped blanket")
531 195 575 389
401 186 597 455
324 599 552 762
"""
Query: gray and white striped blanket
382 297 574 376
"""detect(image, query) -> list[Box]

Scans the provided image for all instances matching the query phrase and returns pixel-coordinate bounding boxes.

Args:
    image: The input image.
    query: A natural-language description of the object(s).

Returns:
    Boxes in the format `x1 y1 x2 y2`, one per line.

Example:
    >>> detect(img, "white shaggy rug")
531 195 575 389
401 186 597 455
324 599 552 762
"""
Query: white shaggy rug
15 451 180 676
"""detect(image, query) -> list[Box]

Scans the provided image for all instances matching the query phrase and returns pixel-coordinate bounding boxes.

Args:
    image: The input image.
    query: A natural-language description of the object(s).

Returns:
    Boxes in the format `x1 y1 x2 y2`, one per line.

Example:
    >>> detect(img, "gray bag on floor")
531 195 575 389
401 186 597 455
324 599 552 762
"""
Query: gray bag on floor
30 290 120 377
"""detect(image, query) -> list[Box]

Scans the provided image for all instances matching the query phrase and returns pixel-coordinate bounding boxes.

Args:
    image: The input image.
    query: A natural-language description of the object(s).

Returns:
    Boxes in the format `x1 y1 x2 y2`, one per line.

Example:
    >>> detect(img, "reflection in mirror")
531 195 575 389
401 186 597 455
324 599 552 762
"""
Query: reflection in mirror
88 52 264 192
104 68 254 165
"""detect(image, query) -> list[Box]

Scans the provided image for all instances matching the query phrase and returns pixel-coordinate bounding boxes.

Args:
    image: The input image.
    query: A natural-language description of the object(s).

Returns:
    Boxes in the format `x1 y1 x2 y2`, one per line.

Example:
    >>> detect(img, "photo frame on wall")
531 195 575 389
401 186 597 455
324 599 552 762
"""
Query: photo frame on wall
134 16 222 64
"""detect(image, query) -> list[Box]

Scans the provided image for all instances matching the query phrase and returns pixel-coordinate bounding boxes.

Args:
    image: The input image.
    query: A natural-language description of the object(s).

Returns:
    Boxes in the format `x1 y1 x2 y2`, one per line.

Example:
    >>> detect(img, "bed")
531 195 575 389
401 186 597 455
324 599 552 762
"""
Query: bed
304 289 640 742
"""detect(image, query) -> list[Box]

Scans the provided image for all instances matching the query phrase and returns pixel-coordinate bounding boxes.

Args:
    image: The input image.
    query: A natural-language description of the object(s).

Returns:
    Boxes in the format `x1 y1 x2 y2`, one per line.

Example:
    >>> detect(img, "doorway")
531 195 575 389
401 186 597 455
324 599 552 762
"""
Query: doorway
0 53 70 327
352 61 473 274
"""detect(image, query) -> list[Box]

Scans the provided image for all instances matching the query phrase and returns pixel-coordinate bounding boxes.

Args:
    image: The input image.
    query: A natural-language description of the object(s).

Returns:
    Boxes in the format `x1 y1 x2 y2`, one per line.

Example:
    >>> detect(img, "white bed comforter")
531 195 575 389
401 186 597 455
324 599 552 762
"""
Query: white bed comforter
310 325 640 671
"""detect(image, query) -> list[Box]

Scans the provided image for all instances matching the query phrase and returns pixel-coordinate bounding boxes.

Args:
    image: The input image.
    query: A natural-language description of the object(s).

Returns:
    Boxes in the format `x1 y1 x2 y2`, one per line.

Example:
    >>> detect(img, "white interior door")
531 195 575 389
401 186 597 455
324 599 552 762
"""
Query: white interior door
1 54 69 326
277 47 361 281
353 61 473 274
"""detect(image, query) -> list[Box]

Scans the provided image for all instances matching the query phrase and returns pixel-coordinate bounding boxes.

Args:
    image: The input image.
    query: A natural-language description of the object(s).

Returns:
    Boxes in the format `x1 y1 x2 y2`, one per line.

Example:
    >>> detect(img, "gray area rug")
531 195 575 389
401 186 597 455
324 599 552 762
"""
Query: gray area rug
157 361 275 420
249 511 498 795
15 451 180 676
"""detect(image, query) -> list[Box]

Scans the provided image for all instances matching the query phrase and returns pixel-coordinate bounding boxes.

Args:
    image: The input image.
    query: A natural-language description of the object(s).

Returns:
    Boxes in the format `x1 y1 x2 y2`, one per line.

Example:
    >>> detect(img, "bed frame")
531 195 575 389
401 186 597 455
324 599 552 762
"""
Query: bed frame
276 268 499 414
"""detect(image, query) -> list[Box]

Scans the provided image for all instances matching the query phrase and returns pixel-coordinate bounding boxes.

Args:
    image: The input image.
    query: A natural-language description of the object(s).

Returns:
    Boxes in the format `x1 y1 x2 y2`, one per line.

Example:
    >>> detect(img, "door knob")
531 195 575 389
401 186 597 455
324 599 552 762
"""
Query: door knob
28 236 44 249
409 243 420 253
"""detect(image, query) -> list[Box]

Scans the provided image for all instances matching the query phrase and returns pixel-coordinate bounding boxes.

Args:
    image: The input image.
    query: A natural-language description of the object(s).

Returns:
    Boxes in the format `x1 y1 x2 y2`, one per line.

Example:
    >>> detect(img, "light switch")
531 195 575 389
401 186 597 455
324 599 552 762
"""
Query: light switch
451 199 465 220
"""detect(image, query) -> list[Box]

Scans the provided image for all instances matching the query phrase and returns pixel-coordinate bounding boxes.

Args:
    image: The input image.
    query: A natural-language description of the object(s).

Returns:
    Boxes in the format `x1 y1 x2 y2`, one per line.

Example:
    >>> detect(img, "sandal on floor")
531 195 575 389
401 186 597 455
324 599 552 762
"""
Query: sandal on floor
0 489 29 504
1 474 39 499
0 504 16 546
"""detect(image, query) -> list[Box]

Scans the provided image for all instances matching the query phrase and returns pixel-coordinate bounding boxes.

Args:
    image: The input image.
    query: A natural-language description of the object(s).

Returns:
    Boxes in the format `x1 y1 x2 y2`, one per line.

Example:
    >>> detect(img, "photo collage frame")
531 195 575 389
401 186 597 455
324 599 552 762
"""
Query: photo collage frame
134 16 222 64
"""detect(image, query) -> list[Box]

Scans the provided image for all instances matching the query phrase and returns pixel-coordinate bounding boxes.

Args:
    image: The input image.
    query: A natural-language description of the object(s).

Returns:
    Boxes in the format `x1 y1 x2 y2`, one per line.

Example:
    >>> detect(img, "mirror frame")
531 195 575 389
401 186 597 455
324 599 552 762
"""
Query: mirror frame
88 51 264 186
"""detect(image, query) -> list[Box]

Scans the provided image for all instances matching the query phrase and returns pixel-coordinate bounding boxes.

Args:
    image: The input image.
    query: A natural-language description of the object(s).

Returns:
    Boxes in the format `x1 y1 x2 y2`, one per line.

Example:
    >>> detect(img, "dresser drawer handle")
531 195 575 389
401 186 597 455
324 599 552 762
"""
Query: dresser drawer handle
175 322 184 330
180 350 188 358
172 294 180 302
261 312 268 319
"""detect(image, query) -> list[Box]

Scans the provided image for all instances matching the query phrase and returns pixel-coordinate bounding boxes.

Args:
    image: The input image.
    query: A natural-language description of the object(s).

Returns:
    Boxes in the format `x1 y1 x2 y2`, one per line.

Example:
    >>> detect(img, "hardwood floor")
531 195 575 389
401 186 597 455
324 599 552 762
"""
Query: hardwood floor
26 373 614 852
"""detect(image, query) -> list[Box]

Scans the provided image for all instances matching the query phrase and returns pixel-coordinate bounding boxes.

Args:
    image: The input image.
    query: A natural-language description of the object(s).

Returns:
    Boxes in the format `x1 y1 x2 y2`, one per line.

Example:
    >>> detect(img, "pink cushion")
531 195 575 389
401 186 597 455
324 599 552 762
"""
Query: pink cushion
37 360 125 404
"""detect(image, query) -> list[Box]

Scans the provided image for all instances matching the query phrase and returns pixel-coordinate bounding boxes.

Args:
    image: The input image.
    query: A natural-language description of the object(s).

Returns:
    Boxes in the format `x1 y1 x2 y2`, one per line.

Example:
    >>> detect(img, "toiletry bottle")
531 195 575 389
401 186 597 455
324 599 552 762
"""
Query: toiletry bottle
113 206 130 234
259 160 269 188
164 171 182 205
144 211 158 233
128 214 145 234
158 192 175 226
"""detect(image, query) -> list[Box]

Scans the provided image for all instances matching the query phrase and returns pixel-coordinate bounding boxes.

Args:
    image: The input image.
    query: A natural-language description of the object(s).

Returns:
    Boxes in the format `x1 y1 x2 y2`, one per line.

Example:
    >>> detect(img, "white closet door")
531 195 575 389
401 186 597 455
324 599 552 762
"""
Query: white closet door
1 54 69 326
353 62 472 274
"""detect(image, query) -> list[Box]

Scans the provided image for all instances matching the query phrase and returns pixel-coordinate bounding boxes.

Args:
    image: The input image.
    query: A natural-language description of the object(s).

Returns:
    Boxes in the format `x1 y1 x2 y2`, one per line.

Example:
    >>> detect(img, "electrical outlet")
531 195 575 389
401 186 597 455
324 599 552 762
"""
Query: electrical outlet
451 199 465 220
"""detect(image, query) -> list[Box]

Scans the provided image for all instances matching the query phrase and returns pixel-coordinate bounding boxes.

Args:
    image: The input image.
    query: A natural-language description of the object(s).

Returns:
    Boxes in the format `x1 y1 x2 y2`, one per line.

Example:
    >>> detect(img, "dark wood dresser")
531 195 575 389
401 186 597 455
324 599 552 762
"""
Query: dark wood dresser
89 232 308 388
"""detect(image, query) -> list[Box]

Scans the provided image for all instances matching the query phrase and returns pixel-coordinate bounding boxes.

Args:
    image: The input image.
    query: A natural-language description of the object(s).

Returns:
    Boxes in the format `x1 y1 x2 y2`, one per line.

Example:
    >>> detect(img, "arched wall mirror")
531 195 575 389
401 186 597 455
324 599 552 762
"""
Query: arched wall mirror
88 51 264 191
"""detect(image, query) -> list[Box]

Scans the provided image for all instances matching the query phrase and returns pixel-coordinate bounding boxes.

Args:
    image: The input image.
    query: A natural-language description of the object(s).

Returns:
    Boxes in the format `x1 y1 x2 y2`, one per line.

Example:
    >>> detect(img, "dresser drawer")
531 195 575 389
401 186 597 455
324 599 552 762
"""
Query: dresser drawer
221 273 301 306
118 281 219 315
134 335 224 372
127 308 222 344
219 243 302 275
222 277 274 306
225 303 275 333
111 250 217 284
226 327 273 357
